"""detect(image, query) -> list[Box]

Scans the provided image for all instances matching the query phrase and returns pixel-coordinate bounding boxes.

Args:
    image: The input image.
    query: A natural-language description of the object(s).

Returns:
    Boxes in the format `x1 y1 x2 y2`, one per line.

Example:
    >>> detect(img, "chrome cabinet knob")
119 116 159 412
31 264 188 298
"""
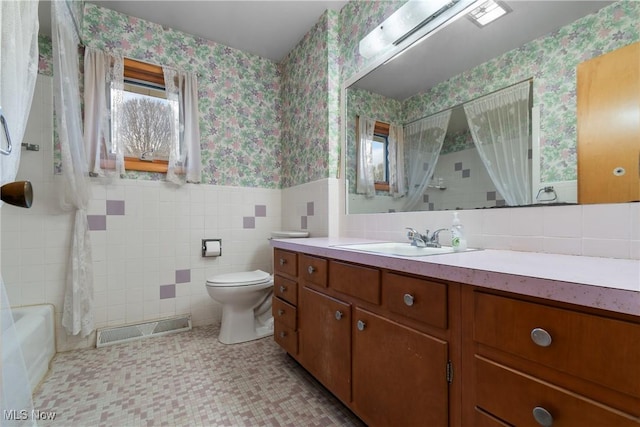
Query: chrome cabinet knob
531 327 553 347
279 331 287 338
277 309 284 316
403 293 415 307
357 320 366 331
532 406 553 427
279 285 286 293
279 258 286 266
307 265 316 274
335 311 343 320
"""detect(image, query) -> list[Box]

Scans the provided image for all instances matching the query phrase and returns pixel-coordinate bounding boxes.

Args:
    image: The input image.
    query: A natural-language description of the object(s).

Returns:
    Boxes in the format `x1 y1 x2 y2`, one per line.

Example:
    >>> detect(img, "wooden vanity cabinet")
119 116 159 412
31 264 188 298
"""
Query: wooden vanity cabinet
275 250 456 427
462 289 640 427
272 249 299 357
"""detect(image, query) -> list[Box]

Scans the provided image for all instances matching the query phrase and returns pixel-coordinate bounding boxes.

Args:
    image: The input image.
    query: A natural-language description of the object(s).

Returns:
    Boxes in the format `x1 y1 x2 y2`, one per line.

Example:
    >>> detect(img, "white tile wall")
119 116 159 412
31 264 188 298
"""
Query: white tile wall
341 201 639 260
1 75 282 352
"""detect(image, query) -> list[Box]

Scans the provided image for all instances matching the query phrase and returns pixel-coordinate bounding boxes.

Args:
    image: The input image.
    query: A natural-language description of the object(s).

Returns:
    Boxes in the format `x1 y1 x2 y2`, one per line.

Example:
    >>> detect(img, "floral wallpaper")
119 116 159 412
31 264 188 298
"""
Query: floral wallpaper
279 10 341 187
40 1 638 189
402 1 640 183
80 3 281 188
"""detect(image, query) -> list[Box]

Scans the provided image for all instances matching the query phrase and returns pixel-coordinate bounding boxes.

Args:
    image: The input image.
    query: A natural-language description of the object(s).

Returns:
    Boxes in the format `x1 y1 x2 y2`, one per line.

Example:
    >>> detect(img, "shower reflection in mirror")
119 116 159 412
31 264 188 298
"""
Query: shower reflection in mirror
350 80 534 213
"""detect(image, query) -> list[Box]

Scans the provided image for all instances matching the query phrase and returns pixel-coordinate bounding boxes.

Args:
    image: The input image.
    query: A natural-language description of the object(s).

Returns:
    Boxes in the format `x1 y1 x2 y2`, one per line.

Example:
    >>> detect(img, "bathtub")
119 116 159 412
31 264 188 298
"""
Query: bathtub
3 305 55 393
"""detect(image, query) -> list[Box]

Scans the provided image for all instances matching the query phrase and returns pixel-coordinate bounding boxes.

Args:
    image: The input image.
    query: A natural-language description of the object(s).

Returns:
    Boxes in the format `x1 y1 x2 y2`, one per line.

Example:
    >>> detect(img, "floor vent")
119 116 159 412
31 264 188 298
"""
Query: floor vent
96 315 192 348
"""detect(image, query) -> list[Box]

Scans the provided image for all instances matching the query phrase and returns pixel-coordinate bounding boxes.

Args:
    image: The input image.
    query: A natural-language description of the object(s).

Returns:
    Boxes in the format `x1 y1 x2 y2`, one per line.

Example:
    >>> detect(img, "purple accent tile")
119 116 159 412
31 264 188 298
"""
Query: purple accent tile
87 215 107 231
454 162 463 171
301 216 308 230
175 269 191 284
306 202 314 216
255 205 267 217
487 191 497 201
462 169 471 178
243 217 255 229
160 284 176 300
496 199 506 207
428 203 435 211
106 200 125 215
388 209 396 213
423 194 429 203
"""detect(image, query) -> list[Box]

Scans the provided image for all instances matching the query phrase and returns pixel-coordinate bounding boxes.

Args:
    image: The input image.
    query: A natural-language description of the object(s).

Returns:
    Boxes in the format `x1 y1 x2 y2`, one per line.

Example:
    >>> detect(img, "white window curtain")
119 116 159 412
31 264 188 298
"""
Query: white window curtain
402 110 451 211
388 123 405 198
163 67 202 184
464 81 532 206
356 116 376 197
1 0 39 423
53 1 94 337
84 47 124 177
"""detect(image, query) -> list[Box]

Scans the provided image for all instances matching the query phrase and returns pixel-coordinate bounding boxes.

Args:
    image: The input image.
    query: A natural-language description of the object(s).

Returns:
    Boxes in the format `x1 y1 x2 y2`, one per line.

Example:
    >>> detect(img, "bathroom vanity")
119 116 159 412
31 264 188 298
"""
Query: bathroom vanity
271 238 640 427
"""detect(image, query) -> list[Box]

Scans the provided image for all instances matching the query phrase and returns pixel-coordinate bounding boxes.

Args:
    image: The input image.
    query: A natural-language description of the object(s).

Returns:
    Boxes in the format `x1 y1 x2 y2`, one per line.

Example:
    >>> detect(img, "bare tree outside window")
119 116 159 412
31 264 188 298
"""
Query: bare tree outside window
118 96 174 160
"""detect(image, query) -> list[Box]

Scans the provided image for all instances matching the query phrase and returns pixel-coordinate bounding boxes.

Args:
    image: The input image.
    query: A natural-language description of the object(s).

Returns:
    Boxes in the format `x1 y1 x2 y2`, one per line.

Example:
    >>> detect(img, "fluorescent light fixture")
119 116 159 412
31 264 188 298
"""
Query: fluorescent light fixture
359 0 476 59
467 0 511 27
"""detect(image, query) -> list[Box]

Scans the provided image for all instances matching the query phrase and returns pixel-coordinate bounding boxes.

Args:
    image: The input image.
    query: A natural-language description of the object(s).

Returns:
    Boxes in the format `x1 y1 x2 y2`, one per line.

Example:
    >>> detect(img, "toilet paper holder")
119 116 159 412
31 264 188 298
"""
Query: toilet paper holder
202 239 222 257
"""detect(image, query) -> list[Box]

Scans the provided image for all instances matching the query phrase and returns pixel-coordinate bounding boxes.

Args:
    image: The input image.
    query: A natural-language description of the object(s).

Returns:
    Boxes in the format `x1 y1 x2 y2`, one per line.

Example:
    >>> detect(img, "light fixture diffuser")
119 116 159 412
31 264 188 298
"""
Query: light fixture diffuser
467 0 511 27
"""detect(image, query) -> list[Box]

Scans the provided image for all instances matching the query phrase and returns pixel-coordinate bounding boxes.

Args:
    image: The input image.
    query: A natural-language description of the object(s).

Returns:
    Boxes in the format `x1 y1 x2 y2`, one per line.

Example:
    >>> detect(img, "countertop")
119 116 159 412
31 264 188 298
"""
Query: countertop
270 237 640 317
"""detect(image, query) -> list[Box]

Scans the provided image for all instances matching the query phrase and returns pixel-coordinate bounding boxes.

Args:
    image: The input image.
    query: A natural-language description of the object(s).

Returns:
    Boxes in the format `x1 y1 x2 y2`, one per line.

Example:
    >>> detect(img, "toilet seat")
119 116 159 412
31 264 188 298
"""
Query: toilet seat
206 270 272 287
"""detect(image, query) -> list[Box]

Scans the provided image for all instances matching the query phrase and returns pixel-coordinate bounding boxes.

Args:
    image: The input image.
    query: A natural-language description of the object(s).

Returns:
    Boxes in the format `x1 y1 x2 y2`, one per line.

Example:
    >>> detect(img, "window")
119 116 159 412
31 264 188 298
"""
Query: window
372 121 390 191
110 58 178 173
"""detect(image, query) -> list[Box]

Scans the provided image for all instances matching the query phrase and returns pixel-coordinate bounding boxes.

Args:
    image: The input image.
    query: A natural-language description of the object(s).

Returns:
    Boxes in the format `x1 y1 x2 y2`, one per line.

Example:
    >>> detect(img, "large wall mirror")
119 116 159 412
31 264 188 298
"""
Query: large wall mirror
345 1 639 214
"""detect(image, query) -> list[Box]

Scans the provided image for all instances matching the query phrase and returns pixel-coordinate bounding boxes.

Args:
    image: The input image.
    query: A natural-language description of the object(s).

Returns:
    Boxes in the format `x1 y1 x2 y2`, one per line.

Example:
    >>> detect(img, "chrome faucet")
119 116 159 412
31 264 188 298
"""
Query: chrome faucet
406 227 448 248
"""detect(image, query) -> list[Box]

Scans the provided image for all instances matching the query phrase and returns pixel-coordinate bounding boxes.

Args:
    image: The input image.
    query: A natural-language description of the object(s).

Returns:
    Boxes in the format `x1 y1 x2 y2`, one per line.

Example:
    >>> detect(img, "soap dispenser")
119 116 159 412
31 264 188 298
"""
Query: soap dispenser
451 212 467 252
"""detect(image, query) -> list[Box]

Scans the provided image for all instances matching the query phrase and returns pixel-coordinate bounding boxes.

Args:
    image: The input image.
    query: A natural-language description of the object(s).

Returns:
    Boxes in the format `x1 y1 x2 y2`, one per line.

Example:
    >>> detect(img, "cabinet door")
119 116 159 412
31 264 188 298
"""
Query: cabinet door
353 307 449 427
299 286 351 403
577 41 640 204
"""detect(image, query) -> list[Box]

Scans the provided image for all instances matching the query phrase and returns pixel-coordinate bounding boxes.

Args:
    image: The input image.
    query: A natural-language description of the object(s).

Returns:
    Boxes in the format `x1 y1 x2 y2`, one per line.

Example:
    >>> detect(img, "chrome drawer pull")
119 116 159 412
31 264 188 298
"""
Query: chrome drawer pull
531 327 553 347
277 309 284 316
279 258 286 266
403 293 415 307
335 310 343 320
357 320 366 331
279 285 286 293
279 331 287 338
532 406 553 427
307 265 316 274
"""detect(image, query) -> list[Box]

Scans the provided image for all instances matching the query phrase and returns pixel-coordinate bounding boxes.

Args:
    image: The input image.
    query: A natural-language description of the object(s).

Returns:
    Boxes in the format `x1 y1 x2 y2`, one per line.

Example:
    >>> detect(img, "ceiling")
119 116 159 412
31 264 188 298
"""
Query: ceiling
39 1 349 62
353 1 613 100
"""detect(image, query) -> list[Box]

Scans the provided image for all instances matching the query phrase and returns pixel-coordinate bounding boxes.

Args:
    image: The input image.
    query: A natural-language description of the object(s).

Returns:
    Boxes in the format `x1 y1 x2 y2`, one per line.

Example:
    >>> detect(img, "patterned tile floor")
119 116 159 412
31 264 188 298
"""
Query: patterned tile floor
32 325 365 427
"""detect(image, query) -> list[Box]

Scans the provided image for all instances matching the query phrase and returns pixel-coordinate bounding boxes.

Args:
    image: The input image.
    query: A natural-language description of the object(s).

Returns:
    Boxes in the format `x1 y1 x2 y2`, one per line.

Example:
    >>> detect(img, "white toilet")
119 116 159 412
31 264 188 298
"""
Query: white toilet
205 230 308 344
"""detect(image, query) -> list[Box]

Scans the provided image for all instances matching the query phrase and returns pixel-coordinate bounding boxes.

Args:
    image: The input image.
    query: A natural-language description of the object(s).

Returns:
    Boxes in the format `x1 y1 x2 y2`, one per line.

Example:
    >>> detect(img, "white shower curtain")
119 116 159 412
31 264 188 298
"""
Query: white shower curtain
356 116 376 197
464 81 532 206
1 0 39 424
53 1 95 337
163 67 202 184
402 110 451 211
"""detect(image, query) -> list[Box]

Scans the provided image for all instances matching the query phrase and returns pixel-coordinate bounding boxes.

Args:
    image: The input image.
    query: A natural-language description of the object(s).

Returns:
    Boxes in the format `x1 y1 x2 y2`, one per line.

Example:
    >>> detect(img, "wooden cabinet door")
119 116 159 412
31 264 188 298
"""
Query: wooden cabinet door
352 307 449 427
577 41 640 204
299 286 351 403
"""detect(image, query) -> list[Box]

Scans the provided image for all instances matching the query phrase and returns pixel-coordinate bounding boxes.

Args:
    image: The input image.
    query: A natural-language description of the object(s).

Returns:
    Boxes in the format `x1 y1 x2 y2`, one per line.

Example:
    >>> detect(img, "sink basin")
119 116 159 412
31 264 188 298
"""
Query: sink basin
333 242 474 257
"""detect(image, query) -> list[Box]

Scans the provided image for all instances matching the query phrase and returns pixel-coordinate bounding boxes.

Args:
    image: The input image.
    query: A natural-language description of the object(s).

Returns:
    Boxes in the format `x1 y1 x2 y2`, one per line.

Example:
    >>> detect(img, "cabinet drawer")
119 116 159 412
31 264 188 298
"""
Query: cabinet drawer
273 297 297 330
329 261 380 304
383 272 447 329
474 292 640 399
476 357 638 426
274 275 297 305
300 254 327 287
274 321 297 355
274 249 297 277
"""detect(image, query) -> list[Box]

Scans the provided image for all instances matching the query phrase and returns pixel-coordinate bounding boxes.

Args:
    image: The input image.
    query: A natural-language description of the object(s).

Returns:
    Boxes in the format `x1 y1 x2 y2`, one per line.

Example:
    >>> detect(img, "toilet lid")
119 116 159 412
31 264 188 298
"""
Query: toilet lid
206 270 272 287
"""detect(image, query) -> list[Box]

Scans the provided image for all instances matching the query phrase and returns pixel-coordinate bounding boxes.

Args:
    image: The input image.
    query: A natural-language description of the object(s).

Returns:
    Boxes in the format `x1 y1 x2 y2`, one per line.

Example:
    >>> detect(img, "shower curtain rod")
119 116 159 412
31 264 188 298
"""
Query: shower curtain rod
403 77 533 126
